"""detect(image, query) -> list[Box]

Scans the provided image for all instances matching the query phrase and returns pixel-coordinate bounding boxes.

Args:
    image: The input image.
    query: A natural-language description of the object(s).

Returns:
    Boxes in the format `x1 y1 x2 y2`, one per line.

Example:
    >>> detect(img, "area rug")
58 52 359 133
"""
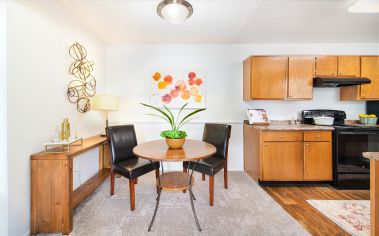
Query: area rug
307 200 370 236
39 171 309 236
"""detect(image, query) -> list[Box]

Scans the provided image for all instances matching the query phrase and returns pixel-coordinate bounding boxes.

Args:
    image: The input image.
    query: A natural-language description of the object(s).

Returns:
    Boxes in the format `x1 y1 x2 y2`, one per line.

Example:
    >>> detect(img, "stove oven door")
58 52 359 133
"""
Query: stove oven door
335 130 379 189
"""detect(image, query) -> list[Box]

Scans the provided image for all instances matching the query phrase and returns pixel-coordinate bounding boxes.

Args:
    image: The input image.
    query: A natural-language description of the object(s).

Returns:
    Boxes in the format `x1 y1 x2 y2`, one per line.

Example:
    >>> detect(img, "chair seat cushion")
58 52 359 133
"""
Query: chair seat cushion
113 157 159 179
183 156 225 176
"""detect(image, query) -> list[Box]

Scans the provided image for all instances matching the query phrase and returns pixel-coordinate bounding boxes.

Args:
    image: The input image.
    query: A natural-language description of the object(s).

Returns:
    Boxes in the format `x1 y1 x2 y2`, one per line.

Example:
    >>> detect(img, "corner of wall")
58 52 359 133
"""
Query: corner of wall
0 0 8 235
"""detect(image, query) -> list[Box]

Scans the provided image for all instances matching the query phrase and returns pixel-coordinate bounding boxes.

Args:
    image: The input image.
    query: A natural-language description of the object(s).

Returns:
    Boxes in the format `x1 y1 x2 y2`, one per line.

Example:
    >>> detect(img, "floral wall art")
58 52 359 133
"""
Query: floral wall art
150 69 206 109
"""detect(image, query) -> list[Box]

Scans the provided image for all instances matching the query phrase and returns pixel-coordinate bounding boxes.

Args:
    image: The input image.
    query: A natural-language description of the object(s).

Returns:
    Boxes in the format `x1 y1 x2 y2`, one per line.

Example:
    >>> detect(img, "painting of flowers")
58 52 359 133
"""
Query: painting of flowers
150 69 206 108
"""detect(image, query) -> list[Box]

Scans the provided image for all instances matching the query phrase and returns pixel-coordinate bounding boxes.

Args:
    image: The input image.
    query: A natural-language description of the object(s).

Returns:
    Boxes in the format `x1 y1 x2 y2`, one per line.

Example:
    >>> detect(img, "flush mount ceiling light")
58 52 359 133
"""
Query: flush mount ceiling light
157 0 193 24
348 0 379 13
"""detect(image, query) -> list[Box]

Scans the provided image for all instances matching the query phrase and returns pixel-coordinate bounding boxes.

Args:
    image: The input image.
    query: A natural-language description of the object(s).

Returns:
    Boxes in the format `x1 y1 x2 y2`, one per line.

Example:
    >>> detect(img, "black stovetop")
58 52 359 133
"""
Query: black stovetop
302 109 379 131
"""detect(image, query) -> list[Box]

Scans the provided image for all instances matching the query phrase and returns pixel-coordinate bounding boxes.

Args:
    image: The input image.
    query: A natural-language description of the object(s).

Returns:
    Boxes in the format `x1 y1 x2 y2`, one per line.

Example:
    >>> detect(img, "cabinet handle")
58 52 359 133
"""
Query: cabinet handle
305 143 309 147
264 144 268 147
280 136 285 138
316 135 321 138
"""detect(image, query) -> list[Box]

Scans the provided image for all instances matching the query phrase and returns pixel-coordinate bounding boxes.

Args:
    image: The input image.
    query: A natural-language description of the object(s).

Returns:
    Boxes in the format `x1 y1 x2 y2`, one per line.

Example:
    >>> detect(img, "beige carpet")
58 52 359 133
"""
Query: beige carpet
45 171 309 236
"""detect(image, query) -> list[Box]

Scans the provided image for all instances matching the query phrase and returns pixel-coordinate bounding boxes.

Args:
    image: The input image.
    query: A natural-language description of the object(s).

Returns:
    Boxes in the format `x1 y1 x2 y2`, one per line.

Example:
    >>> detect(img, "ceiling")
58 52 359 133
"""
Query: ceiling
60 0 379 44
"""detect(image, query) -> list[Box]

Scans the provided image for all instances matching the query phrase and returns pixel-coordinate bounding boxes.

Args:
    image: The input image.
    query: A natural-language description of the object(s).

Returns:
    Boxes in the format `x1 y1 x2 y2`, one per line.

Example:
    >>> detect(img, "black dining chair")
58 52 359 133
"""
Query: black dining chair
183 123 231 206
107 125 160 211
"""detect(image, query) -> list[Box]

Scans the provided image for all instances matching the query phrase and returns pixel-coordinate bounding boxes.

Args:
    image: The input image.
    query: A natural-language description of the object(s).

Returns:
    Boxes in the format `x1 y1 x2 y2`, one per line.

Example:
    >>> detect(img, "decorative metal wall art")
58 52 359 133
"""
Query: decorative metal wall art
67 42 96 113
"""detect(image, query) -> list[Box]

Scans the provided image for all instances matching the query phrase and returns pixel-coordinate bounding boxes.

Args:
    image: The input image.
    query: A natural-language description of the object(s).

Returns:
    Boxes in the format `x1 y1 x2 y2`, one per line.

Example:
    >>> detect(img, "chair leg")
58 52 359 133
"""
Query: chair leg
183 167 188 193
129 179 135 211
209 175 214 206
110 172 115 196
155 168 160 193
224 165 228 189
202 173 205 181
134 177 138 184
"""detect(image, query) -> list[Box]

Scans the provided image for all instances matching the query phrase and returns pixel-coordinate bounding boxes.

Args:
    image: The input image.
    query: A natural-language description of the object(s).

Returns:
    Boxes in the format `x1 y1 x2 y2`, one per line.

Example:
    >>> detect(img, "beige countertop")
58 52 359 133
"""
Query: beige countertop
244 122 334 131
362 152 379 161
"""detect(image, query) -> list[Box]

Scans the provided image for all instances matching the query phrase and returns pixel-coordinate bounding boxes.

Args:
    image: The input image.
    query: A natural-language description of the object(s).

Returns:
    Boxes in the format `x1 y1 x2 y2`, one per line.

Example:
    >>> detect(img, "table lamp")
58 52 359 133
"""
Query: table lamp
92 95 119 136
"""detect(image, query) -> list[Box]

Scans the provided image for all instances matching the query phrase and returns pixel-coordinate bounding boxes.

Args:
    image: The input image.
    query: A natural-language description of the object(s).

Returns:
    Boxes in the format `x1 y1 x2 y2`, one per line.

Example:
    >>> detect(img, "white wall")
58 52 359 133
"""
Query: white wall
0 1 8 235
7 0 106 235
105 43 378 171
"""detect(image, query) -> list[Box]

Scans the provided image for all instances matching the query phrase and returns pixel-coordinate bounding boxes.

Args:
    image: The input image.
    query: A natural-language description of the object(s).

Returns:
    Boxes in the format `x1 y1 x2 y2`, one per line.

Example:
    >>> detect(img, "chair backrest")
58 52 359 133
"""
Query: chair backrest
202 123 231 160
107 125 138 164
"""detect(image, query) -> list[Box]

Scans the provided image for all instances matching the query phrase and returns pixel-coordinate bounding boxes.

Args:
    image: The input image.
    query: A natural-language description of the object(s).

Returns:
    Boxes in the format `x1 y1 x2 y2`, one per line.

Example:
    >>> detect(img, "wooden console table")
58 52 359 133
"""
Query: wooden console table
30 135 111 235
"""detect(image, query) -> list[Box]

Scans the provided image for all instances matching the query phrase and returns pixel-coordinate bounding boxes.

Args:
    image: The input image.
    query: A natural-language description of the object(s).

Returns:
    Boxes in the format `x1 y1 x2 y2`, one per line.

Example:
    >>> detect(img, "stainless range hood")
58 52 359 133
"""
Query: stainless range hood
313 77 371 87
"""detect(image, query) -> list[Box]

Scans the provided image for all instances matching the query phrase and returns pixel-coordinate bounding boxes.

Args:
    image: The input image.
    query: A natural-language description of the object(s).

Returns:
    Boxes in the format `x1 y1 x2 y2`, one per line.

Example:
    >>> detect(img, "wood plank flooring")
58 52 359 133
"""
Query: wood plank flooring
262 185 369 236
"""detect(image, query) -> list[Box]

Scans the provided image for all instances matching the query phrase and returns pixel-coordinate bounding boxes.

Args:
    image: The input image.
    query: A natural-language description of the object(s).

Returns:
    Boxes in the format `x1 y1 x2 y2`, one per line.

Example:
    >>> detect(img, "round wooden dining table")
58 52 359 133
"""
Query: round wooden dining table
133 139 216 232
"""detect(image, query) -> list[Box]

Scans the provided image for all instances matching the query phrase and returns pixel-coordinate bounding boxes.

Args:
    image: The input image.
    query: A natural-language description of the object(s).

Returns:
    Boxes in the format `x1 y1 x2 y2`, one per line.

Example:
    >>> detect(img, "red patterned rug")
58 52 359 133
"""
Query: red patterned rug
307 200 369 236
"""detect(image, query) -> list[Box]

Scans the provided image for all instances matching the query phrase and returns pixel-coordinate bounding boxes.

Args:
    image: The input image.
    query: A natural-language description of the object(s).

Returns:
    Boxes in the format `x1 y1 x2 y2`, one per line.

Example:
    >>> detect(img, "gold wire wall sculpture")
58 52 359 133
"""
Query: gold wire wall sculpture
67 42 96 113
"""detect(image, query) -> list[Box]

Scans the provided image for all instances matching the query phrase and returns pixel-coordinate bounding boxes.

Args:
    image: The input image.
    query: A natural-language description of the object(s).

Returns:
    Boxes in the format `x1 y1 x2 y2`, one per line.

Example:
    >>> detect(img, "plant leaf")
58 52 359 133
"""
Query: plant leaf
141 103 173 128
177 116 199 130
177 108 206 128
175 103 188 129
163 104 175 130
146 113 169 123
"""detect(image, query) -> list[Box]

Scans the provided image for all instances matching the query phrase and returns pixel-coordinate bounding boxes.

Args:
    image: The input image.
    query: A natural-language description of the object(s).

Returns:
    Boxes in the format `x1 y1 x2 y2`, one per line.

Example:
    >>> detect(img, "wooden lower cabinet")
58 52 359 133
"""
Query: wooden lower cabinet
262 142 303 181
304 142 333 181
243 124 333 182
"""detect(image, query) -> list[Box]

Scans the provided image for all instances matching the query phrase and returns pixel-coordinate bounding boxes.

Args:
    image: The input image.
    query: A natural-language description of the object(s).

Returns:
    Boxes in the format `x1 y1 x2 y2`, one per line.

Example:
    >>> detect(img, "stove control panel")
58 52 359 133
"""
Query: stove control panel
302 110 346 124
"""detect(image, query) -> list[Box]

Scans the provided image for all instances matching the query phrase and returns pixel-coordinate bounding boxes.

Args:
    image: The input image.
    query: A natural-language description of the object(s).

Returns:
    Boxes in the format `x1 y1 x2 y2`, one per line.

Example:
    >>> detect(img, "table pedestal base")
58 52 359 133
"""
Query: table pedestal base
148 161 201 232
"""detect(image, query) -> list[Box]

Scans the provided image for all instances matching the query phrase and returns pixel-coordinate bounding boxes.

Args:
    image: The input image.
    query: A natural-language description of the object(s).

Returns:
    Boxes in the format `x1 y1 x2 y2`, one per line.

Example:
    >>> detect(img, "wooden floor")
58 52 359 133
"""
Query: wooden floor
262 185 369 236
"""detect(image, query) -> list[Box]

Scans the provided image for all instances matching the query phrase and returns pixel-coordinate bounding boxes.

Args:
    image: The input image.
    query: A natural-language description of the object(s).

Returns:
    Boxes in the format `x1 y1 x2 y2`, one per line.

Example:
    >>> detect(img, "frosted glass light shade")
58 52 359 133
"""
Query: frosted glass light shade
157 0 193 24
348 0 379 13
91 95 119 111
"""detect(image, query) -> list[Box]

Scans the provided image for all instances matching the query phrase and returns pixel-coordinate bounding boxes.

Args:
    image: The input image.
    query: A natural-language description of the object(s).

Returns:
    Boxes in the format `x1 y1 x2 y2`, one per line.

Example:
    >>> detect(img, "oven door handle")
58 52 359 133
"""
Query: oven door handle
339 131 378 135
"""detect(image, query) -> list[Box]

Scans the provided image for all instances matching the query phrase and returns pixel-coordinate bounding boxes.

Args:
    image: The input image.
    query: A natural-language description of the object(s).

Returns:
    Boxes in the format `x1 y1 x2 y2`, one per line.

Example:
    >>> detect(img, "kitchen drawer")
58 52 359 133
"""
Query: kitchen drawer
303 131 332 142
262 131 302 142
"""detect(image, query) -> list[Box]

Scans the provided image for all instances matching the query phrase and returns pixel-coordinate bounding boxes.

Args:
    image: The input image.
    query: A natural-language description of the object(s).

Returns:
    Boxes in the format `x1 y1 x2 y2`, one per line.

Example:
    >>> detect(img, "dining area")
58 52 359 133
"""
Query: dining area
107 103 232 232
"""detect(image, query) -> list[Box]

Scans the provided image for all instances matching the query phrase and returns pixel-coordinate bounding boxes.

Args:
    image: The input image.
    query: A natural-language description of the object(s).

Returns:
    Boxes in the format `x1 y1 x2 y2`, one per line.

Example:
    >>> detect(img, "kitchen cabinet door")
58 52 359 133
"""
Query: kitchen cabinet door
315 56 338 76
338 56 360 77
250 56 288 99
339 56 362 100
288 57 314 100
262 142 303 181
304 142 332 181
360 57 379 99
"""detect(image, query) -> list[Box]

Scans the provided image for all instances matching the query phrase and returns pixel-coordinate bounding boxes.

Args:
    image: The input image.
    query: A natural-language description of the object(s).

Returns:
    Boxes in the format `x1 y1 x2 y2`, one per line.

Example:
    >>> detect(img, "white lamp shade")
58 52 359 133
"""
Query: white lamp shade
91 95 119 111
161 2 190 24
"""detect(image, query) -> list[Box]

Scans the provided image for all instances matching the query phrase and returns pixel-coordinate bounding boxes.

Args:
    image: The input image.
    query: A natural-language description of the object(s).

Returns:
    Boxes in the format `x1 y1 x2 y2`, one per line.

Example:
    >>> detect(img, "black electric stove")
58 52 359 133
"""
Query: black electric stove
302 109 379 189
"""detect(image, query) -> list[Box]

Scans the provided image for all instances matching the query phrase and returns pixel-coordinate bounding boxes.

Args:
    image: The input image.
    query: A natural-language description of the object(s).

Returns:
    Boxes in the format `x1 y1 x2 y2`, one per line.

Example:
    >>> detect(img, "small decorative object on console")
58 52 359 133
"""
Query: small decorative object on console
141 102 205 149
43 118 82 153
43 138 83 153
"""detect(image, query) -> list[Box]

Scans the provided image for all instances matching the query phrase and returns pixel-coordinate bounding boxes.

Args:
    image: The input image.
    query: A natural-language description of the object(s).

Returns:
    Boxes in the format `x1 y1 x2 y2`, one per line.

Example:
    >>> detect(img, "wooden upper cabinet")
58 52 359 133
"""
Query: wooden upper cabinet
315 56 338 76
361 57 379 99
244 56 288 100
288 57 314 100
338 56 360 77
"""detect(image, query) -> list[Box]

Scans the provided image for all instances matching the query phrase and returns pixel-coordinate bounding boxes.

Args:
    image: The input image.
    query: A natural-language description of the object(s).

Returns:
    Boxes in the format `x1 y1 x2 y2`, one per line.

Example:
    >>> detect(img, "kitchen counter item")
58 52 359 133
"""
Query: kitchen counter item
313 116 334 126
247 123 334 131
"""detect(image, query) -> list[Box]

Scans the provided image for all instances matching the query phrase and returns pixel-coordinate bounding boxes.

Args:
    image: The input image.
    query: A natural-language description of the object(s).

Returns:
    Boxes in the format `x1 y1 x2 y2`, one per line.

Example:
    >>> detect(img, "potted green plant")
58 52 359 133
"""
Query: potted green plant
141 103 205 149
